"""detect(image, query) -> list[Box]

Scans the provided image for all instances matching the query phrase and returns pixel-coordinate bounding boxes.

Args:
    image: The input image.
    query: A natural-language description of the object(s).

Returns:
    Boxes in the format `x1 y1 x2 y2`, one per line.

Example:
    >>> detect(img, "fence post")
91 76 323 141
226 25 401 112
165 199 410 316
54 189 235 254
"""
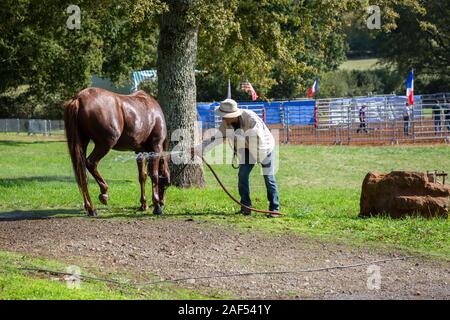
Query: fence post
392 107 397 145
315 99 319 144
412 103 415 143
286 105 290 144
347 100 352 144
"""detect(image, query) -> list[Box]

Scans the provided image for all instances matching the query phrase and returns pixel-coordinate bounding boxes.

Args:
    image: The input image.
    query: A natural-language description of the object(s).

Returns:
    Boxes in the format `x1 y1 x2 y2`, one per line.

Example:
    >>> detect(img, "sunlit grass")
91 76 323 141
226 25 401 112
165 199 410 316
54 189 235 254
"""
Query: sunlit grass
0 133 449 258
340 58 380 71
0 251 222 300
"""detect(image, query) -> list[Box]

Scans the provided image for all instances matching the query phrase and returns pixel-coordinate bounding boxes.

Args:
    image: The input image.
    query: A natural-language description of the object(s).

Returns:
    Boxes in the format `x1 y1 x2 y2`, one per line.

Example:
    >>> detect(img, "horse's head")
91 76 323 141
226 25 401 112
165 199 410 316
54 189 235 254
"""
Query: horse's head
159 175 170 190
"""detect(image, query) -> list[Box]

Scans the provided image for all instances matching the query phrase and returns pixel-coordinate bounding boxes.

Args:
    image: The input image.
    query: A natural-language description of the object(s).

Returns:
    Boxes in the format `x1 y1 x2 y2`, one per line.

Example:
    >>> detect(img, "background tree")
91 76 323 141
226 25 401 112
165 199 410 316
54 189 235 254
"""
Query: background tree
0 0 162 117
1 0 437 186
157 0 206 187
196 0 360 100
378 1 450 92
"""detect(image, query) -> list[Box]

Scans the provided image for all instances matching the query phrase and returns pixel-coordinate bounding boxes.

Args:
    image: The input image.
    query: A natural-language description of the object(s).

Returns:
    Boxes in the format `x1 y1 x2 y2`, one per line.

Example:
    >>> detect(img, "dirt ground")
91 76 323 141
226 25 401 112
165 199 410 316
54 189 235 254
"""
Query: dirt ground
0 215 448 299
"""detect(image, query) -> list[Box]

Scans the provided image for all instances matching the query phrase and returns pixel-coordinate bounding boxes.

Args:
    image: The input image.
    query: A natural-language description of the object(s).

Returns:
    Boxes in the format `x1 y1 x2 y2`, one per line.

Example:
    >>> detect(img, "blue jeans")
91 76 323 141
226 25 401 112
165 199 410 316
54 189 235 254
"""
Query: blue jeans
238 151 279 212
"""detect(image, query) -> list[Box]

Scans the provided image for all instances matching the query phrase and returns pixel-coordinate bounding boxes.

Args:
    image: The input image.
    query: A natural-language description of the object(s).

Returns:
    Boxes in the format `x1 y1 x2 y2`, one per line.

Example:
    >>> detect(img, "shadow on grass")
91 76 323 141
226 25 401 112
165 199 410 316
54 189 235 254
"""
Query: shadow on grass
0 209 83 221
96 208 232 220
0 206 233 222
0 176 75 186
0 176 134 187
0 140 64 147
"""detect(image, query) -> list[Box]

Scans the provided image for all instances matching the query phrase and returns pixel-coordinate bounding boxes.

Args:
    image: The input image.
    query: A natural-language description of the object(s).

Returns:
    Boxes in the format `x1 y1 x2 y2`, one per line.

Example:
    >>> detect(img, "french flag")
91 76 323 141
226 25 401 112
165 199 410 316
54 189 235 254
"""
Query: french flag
406 70 414 106
308 78 319 98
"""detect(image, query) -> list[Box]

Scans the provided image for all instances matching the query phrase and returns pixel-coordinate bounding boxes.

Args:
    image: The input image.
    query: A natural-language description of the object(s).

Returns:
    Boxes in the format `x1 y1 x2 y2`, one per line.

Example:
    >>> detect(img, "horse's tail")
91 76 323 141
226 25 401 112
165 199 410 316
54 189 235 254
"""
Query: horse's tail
64 98 88 194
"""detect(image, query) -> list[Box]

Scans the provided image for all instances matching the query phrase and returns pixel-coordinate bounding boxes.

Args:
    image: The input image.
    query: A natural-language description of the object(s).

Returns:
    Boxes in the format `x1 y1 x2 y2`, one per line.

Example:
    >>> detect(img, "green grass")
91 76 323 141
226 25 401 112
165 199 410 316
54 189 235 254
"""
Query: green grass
0 133 449 259
0 250 224 300
340 58 380 71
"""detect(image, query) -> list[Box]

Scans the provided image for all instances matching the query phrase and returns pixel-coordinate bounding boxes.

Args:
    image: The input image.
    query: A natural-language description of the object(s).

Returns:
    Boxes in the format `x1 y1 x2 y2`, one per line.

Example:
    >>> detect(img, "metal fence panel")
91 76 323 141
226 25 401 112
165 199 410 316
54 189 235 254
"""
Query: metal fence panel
280 94 449 145
0 119 65 135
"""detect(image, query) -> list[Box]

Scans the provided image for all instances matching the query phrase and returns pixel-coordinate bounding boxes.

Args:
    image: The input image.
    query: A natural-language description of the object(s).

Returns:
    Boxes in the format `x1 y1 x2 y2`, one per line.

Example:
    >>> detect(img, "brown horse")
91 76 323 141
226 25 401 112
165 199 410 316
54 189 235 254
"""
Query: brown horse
64 87 170 216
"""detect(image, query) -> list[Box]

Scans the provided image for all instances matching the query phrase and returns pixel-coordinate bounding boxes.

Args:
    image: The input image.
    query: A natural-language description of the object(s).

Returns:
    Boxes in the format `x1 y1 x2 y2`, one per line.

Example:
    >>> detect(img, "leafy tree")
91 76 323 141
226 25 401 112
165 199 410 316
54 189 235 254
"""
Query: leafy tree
319 69 402 98
378 1 450 92
0 0 161 102
0 0 425 186
196 0 359 100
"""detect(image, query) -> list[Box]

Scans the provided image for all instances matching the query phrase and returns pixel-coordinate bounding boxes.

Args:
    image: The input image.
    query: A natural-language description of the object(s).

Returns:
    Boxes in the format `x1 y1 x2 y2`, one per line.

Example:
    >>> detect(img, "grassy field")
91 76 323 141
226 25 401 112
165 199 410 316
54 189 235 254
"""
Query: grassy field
0 133 449 299
0 251 223 299
340 58 380 71
0 133 448 260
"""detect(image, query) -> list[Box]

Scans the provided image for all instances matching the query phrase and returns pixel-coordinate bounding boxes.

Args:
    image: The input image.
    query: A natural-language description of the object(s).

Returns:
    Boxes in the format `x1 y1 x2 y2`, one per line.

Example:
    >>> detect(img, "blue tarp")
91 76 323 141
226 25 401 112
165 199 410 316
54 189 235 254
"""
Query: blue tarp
197 102 219 128
196 102 271 128
282 100 315 125
196 96 423 127
265 102 281 124
237 102 266 120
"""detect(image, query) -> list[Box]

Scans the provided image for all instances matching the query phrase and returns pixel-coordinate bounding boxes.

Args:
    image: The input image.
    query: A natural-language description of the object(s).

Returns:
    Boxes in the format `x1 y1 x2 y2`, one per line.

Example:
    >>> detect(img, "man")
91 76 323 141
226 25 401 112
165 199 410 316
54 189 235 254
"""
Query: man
403 102 411 136
444 97 450 132
432 99 441 135
192 99 280 218
357 105 368 134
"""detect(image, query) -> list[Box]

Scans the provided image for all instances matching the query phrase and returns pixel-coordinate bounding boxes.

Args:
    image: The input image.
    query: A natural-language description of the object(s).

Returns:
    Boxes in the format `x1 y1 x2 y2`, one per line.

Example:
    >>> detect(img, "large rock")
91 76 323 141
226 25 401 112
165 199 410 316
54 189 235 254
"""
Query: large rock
359 171 450 219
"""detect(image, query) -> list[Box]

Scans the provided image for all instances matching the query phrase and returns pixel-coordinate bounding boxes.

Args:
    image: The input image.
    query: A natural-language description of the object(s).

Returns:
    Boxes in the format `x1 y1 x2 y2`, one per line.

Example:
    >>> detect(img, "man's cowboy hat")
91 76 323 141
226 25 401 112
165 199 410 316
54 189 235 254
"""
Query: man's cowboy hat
215 99 243 118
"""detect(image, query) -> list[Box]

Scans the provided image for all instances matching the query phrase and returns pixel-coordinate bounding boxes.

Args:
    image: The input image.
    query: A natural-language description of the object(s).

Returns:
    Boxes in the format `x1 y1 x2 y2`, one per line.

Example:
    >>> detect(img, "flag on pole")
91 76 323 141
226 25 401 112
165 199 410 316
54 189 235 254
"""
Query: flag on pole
406 70 414 106
308 78 319 98
241 81 258 101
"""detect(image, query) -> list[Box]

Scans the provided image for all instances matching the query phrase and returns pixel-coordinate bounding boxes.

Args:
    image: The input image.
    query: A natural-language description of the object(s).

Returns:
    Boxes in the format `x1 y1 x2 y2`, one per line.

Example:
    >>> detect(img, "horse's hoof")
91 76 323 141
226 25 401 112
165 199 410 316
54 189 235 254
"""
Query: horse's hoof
87 209 97 217
153 206 163 216
139 204 148 211
99 194 109 205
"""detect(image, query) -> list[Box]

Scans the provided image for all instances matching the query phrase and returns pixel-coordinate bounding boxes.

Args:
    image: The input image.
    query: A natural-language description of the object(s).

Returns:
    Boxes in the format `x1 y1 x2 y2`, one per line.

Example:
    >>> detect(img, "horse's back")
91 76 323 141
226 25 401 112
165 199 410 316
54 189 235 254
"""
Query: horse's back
75 88 166 151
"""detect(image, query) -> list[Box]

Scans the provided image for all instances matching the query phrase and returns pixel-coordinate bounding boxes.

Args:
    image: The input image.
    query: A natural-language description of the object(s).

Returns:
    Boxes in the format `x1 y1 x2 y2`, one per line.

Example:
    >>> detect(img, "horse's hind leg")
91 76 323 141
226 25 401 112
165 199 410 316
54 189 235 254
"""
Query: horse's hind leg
136 154 148 211
86 145 110 205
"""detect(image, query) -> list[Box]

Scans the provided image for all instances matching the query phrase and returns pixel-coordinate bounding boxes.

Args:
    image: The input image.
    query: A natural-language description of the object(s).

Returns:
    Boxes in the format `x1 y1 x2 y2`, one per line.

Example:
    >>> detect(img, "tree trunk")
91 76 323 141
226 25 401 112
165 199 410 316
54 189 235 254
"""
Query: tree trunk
157 0 205 187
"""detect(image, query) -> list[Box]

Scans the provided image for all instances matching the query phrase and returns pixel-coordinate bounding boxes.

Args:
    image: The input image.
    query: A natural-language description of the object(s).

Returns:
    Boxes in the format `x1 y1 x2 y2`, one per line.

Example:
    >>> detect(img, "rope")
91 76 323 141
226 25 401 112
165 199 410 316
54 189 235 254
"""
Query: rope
201 156 285 216
114 149 281 215
169 162 190 184
18 255 421 287
163 151 285 215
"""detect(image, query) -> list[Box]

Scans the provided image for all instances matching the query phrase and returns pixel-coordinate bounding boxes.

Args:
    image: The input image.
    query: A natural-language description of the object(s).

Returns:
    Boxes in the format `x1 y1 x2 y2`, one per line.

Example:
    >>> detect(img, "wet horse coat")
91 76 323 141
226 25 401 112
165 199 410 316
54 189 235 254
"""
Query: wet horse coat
64 87 169 216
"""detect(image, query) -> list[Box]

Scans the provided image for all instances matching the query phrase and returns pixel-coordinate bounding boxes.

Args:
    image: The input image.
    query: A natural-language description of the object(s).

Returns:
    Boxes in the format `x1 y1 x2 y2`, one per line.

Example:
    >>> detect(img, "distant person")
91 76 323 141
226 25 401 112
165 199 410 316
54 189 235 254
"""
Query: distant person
403 103 411 136
357 105 368 134
432 99 442 134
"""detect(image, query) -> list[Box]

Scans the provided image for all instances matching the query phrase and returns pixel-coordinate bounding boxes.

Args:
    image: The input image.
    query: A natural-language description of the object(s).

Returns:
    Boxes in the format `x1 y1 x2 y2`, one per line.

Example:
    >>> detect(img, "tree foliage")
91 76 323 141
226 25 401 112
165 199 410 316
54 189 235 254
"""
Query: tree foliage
378 1 450 92
2 0 443 112
319 68 403 98
0 0 162 103
196 0 361 100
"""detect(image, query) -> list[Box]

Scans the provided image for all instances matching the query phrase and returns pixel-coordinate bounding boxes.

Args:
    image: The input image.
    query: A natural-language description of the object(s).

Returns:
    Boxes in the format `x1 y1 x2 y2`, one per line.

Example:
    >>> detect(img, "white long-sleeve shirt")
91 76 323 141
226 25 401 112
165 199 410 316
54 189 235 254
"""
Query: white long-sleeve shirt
197 109 275 162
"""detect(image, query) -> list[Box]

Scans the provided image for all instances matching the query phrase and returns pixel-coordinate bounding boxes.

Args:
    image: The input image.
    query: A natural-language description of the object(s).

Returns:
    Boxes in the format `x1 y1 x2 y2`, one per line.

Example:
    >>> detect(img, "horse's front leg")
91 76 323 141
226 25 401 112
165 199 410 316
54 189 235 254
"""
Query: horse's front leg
136 155 148 211
158 154 170 206
149 156 163 215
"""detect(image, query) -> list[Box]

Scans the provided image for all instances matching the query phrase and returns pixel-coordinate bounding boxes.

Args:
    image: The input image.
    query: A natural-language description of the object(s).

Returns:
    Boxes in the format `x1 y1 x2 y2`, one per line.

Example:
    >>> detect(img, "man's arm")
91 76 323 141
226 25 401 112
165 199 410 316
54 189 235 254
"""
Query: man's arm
192 124 227 156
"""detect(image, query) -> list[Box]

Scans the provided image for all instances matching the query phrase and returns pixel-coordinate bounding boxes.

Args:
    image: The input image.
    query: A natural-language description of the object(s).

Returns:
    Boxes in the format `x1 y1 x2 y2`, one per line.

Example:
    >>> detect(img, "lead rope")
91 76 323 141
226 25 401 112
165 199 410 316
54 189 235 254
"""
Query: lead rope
168 153 284 216
201 156 284 216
